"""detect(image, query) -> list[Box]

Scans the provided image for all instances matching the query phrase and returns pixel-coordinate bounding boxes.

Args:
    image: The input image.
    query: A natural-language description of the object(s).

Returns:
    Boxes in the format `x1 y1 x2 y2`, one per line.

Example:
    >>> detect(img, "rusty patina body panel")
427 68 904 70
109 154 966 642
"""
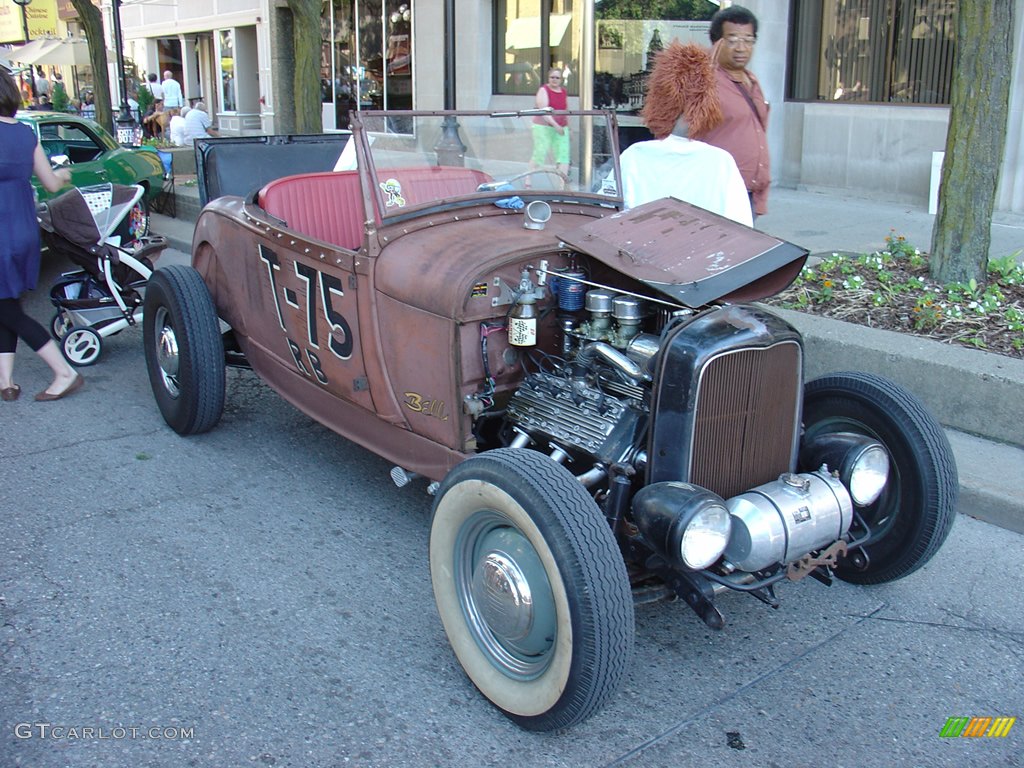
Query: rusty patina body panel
192 190 609 479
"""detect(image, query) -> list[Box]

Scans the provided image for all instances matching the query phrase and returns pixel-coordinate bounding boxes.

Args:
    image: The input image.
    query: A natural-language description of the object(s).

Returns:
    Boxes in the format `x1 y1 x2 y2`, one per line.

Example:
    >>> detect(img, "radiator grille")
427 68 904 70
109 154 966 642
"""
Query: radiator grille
690 343 801 499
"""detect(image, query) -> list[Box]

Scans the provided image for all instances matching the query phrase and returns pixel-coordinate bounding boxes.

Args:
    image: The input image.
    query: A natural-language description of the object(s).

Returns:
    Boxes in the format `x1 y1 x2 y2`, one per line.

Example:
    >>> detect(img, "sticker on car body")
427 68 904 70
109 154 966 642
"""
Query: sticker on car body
379 178 406 208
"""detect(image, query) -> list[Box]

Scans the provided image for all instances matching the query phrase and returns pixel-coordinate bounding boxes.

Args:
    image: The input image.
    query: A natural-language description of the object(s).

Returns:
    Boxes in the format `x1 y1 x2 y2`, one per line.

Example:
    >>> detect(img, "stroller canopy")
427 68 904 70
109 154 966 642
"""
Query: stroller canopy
38 183 144 250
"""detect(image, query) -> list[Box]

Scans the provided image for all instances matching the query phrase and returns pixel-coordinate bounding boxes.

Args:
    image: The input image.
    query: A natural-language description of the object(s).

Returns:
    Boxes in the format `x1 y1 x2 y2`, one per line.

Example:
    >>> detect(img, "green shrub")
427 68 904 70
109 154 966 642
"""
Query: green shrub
51 79 69 112
136 80 155 117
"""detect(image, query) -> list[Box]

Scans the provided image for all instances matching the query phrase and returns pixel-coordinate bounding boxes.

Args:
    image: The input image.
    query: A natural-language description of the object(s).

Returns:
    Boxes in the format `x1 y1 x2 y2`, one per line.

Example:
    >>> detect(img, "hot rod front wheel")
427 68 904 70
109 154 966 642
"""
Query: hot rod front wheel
429 448 634 731
801 371 957 584
143 265 225 435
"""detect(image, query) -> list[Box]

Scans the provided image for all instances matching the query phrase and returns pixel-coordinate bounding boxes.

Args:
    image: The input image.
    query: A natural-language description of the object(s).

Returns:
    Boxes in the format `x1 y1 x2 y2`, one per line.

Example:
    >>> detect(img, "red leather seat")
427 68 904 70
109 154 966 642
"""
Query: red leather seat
258 171 365 251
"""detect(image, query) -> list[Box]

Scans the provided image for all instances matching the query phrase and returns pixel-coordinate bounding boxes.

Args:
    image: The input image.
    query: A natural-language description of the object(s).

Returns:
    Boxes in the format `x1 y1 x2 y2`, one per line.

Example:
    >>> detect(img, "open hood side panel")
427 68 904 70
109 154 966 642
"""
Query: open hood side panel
557 198 808 308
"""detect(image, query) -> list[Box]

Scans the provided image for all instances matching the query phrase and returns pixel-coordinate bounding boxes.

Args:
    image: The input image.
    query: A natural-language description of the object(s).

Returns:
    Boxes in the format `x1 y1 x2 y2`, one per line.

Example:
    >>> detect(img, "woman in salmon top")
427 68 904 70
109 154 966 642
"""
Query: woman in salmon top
529 68 570 183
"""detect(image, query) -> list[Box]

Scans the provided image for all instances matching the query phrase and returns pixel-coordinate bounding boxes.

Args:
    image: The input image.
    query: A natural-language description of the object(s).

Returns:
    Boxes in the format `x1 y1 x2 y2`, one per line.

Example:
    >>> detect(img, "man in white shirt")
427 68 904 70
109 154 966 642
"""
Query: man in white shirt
183 102 217 143
161 71 184 114
34 68 50 104
169 106 190 146
620 136 752 225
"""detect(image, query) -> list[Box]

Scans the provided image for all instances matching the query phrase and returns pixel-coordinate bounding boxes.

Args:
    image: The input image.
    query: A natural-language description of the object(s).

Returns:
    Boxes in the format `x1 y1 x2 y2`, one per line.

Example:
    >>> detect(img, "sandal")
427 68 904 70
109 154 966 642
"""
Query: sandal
1 385 20 402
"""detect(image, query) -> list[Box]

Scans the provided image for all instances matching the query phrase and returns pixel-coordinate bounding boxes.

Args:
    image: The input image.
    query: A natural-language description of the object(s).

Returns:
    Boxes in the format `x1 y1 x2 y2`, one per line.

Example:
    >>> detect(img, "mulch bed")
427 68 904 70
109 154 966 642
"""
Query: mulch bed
765 249 1024 359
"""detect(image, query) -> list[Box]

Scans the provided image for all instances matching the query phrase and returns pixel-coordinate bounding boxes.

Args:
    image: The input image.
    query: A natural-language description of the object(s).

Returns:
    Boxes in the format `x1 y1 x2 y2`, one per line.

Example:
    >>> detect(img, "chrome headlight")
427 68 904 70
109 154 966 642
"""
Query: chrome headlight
800 432 890 507
679 503 732 570
631 482 732 571
846 444 889 506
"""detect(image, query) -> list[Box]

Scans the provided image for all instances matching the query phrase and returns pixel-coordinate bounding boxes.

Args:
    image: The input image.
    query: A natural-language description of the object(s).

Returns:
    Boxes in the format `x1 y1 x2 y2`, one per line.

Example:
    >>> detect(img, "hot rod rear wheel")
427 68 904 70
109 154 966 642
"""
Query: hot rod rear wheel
429 448 634 731
802 371 957 584
143 265 225 435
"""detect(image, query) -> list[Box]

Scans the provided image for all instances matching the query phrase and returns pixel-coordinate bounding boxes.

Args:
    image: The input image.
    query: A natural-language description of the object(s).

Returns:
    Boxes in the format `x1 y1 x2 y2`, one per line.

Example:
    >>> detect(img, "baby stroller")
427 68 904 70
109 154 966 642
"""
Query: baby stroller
39 183 167 366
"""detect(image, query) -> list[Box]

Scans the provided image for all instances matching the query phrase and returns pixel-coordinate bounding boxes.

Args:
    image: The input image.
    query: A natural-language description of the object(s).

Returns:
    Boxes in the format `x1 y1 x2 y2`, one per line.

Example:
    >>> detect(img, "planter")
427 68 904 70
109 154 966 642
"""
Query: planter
164 146 198 177
771 306 1024 447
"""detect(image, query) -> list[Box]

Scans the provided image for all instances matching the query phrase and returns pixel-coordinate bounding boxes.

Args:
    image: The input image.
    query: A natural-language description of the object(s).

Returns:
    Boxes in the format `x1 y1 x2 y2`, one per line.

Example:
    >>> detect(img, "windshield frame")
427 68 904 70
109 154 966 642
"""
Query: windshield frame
349 110 624 223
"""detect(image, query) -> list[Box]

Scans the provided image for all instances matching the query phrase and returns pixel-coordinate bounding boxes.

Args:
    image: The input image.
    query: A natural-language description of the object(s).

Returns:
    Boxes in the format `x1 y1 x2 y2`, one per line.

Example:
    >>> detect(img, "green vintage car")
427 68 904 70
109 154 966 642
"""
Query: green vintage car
16 111 165 207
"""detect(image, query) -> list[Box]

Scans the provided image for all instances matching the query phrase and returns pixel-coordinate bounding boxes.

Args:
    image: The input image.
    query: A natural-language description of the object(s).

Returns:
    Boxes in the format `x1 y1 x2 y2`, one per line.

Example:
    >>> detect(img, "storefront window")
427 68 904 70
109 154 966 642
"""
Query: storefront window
218 30 236 112
322 0 413 128
383 1 412 108
496 0 578 96
592 0 715 114
495 0 716 102
322 0 357 123
789 0 957 104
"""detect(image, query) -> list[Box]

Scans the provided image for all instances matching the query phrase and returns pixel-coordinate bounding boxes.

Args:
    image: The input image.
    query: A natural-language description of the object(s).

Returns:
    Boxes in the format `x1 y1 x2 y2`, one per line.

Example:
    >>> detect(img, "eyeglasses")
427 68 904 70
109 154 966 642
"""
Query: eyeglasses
724 35 757 47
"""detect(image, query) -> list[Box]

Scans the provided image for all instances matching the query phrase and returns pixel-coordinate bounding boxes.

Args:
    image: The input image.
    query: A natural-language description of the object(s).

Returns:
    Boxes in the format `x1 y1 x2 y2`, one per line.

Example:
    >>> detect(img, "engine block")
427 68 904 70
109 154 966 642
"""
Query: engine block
506 372 635 456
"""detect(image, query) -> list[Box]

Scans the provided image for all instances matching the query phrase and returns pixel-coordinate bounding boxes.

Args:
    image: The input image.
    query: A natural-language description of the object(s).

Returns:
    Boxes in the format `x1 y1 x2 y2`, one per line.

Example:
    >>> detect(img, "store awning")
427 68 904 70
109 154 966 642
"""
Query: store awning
505 14 572 52
7 37 95 67
5 38 55 64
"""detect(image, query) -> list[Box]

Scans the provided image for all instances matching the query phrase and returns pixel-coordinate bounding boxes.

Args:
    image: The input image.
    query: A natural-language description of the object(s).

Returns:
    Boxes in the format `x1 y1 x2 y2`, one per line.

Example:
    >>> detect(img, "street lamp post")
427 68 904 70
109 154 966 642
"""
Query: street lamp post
109 0 140 144
432 0 465 167
12 0 38 101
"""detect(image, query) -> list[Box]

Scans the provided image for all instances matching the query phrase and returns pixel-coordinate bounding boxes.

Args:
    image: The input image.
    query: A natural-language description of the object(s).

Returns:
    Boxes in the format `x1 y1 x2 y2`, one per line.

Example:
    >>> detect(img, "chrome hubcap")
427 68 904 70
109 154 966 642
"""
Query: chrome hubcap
154 307 181 397
472 551 534 642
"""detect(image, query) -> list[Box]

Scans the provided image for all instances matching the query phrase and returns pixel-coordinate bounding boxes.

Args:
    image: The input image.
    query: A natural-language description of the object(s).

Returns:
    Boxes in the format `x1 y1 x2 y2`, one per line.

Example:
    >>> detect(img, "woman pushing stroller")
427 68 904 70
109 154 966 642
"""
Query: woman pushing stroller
0 70 84 402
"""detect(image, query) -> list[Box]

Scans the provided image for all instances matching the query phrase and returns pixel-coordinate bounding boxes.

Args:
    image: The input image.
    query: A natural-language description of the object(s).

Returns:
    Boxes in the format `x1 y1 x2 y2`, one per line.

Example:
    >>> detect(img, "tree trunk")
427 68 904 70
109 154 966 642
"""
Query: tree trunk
70 0 113 133
930 1 1014 285
287 0 323 134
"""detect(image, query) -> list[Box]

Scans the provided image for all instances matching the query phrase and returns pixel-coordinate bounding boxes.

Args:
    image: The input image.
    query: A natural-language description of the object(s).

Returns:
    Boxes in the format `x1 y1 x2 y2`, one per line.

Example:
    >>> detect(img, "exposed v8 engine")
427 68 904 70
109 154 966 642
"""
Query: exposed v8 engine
500 277 886 621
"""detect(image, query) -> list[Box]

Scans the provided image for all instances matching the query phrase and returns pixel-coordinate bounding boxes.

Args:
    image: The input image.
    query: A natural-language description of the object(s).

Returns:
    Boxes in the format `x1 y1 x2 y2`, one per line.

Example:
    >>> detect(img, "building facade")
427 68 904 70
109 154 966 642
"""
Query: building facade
111 0 1023 214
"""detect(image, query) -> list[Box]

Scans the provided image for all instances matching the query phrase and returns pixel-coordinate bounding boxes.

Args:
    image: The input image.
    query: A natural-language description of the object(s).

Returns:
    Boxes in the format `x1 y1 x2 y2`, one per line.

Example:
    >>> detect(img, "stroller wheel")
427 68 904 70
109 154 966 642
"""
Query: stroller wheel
50 311 72 341
62 326 103 366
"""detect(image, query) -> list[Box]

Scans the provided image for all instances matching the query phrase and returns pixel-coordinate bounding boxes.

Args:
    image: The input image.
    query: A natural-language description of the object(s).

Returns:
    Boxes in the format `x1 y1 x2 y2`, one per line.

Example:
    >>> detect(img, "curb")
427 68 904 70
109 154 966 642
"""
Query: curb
151 212 194 254
770 306 1024 535
770 306 1024 447
946 431 1024 535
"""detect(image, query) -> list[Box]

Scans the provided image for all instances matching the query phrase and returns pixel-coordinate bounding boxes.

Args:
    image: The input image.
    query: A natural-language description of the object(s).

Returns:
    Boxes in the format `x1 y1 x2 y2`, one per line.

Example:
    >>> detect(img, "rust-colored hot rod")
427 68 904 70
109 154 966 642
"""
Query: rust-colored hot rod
144 111 957 730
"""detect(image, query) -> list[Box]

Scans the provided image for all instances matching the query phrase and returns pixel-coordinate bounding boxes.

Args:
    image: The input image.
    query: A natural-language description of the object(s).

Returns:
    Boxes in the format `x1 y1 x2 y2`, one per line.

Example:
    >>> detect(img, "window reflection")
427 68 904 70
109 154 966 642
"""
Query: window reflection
219 30 236 112
322 0 414 129
592 2 715 114
497 0 578 97
789 0 957 105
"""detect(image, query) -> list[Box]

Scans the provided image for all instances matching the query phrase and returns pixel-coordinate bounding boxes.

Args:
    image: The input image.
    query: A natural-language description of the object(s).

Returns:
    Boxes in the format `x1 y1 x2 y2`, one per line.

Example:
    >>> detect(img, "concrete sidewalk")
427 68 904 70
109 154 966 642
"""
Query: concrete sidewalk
764 186 1024 263
148 184 1024 534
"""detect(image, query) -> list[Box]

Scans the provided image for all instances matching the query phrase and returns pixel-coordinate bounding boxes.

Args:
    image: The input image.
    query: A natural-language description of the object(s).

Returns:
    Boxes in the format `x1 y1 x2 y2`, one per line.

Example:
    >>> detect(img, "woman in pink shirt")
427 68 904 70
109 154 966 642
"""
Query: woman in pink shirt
529 68 570 181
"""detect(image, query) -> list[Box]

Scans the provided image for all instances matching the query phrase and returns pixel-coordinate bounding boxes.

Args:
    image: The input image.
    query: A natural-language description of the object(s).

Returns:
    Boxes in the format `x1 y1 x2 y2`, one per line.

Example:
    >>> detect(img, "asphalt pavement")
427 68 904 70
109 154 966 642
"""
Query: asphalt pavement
1 186 1022 767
